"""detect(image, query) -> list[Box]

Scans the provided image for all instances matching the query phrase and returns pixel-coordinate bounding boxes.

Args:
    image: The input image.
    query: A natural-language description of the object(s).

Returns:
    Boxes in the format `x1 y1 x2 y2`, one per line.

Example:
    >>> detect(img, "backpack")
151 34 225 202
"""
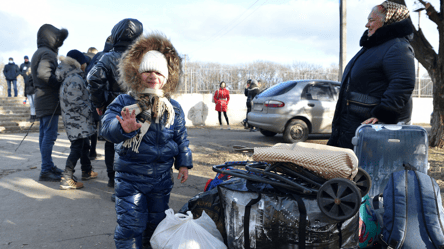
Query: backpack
379 170 444 249
212 90 219 103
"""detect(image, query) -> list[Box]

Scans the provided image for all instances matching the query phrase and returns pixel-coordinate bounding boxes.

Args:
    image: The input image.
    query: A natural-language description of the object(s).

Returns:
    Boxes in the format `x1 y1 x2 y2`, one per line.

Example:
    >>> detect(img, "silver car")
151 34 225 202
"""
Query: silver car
247 79 340 143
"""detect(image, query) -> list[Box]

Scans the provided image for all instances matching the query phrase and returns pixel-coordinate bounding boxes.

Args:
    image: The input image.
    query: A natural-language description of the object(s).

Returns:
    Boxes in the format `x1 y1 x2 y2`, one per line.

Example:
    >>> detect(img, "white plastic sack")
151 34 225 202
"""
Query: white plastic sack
150 208 227 249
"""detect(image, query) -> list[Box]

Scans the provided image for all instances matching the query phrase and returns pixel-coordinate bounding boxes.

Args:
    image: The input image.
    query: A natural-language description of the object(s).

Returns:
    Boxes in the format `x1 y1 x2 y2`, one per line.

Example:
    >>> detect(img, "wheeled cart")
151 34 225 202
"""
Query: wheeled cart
212 160 371 249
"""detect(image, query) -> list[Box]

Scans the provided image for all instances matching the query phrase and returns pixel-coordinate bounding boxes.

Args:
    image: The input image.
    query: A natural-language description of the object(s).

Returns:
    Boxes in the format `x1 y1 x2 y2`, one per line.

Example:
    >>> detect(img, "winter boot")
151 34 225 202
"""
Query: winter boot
60 177 84 190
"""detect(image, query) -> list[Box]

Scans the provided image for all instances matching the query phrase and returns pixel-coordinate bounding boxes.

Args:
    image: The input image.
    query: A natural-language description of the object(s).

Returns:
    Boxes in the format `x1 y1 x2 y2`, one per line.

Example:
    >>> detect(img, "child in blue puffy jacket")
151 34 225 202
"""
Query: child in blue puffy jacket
100 32 193 249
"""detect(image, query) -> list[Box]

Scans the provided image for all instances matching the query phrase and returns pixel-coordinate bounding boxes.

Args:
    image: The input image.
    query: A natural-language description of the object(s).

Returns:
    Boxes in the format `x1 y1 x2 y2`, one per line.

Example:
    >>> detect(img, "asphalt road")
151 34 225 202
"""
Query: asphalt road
1 126 314 249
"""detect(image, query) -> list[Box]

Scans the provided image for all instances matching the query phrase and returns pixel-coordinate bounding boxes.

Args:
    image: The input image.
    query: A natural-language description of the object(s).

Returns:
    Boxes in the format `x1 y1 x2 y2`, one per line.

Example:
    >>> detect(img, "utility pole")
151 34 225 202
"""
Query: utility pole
183 54 187 93
339 0 347 81
414 8 425 98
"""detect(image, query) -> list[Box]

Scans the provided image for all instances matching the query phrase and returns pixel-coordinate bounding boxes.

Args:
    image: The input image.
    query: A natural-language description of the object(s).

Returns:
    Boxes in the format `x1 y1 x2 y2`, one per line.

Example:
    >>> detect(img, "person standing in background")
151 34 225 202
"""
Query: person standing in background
244 79 260 131
3 57 20 97
20 56 35 121
24 68 36 122
214 81 230 130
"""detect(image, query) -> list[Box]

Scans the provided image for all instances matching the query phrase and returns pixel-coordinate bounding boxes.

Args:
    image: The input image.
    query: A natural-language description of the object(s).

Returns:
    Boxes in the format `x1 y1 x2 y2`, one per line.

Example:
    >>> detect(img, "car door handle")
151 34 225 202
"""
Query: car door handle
308 103 315 107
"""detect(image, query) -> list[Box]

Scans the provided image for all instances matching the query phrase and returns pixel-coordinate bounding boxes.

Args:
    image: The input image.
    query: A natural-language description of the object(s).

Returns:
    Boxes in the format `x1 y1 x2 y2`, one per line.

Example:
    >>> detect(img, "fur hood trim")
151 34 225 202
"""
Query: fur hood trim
118 32 182 95
58 55 81 69
360 19 413 48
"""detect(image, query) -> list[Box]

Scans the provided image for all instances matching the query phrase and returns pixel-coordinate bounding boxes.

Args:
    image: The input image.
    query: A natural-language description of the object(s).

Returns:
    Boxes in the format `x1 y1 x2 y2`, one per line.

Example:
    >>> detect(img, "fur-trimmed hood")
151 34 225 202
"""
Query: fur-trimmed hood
360 19 413 48
118 32 182 95
56 56 84 82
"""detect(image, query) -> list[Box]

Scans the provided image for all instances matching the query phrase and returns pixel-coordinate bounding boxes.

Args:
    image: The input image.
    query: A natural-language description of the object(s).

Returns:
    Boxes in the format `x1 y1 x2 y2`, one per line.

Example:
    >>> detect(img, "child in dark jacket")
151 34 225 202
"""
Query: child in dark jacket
100 33 193 249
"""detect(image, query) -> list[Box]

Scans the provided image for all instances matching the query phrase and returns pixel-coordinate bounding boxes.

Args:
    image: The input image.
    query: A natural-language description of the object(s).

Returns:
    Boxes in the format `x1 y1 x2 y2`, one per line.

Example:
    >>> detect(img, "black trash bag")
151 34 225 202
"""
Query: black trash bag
178 186 227 244
218 178 359 249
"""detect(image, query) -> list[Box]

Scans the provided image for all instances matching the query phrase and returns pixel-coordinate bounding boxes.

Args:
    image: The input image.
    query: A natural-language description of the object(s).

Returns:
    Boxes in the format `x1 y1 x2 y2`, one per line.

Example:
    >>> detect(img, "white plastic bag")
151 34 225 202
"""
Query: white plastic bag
150 208 227 249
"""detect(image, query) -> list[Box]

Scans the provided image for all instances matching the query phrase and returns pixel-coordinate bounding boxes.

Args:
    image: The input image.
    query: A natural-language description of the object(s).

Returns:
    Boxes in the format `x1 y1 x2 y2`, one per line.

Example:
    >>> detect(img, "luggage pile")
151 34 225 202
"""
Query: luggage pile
175 124 444 249
181 142 371 249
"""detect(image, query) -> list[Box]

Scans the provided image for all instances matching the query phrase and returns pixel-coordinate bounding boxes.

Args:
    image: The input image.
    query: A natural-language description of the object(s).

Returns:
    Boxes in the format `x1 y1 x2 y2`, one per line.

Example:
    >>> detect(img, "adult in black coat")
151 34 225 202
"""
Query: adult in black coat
85 35 113 75
31 24 68 181
85 37 113 160
328 1 415 149
3 58 20 97
87 18 143 188
20 56 31 85
244 79 260 131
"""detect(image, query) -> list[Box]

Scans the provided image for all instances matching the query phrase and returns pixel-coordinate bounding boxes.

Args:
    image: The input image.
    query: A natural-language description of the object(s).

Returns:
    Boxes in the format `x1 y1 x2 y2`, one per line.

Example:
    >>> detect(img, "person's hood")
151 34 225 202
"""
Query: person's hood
111 18 143 49
360 19 413 48
56 56 84 82
104 35 113 52
118 32 182 95
37 24 68 52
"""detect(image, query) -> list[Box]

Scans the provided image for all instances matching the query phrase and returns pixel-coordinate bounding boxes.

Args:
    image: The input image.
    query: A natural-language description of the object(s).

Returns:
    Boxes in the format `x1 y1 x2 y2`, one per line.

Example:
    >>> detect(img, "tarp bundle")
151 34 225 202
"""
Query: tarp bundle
218 178 359 249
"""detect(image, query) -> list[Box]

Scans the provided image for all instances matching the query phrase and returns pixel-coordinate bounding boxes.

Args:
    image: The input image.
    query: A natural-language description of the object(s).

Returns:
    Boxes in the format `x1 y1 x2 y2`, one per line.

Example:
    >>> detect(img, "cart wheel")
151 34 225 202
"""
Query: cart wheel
317 178 361 221
353 168 372 197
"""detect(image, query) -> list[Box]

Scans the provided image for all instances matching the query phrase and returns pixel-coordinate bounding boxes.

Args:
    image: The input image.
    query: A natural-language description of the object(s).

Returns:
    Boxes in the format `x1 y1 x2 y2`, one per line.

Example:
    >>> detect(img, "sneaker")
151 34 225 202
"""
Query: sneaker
60 177 84 190
82 170 98 180
39 171 62 182
111 193 116 202
220 125 223 130
52 166 64 175
228 125 231 130
108 178 115 188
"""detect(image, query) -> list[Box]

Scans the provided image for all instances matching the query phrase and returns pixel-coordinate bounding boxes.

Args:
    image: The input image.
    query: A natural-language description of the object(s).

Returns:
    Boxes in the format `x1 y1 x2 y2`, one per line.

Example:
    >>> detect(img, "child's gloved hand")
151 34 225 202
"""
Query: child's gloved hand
117 108 142 133
177 167 188 183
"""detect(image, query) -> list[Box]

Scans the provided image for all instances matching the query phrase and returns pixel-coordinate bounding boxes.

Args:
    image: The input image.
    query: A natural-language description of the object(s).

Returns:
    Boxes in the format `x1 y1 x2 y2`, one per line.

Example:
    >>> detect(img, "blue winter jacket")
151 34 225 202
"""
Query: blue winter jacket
101 94 193 178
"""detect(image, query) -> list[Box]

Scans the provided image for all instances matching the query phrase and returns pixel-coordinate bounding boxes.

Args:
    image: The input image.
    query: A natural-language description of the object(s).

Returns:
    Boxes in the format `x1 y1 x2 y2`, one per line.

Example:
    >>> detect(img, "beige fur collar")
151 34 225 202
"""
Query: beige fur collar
58 55 81 69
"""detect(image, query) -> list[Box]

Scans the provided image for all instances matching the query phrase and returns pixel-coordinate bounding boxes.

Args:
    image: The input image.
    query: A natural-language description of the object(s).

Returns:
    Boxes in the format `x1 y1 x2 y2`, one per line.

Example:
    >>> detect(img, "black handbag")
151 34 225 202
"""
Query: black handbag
347 91 380 120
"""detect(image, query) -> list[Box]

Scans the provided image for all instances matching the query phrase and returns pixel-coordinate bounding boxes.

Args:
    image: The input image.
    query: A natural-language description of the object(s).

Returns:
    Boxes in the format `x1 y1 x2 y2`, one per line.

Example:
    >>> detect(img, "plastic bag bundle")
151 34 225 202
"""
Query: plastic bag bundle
150 209 227 249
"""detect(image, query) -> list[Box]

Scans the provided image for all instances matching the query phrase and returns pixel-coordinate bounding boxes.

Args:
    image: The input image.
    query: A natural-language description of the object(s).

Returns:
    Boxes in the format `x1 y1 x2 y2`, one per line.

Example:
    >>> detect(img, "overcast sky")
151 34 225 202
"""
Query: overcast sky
0 0 440 68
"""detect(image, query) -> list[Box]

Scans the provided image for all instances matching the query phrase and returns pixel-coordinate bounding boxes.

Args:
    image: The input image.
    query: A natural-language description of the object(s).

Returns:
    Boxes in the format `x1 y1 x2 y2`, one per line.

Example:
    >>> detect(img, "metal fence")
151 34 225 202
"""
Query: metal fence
177 69 434 98
413 77 433 97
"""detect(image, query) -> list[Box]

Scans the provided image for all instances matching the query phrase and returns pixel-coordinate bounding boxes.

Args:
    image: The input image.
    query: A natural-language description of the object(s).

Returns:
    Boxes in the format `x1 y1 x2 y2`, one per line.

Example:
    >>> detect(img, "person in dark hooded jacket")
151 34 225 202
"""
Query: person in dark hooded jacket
3 57 20 97
31 24 68 181
85 35 113 75
328 1 415 149
101 32 192 249
244 79 260 131
85 36 114 160
87 19 143 188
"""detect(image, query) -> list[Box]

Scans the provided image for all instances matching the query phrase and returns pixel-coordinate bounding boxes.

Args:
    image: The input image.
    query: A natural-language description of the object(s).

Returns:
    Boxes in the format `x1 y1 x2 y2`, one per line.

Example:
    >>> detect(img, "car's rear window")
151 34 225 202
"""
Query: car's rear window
257 81 298 98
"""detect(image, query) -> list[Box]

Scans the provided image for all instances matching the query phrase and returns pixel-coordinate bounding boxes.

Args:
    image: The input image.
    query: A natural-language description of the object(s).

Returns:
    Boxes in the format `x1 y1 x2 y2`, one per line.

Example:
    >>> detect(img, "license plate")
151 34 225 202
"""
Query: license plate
253 103 263 111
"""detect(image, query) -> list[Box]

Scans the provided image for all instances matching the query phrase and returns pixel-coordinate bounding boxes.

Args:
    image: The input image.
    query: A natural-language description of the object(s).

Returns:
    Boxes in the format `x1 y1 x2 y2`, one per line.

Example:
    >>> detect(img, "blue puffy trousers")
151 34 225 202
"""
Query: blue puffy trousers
114 170 173 249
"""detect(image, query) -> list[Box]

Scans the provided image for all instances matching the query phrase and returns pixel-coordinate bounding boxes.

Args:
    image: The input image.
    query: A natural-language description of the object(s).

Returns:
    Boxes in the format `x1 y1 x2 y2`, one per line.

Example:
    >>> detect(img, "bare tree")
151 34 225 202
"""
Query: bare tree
391 0 443 147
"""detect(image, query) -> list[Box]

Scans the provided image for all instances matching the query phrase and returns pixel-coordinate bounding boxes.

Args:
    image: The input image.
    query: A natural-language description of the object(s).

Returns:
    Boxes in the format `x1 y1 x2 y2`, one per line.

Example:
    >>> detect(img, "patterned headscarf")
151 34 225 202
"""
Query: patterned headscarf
381 1 409 25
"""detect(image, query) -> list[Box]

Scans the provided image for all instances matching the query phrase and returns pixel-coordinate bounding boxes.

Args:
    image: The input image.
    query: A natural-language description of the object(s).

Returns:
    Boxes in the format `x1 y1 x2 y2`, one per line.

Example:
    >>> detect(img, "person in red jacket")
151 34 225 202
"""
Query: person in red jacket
214 81 230 130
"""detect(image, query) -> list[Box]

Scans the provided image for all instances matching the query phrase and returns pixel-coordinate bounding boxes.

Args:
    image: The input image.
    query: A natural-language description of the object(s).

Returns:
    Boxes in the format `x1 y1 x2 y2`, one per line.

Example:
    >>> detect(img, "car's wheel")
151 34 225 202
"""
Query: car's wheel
259 129 277 137
283 119 308 143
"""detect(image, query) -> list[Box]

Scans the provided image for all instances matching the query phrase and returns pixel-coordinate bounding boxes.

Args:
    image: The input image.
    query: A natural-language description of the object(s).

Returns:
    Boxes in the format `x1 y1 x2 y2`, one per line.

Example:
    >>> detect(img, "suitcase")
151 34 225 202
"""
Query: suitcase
352 124 428 197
